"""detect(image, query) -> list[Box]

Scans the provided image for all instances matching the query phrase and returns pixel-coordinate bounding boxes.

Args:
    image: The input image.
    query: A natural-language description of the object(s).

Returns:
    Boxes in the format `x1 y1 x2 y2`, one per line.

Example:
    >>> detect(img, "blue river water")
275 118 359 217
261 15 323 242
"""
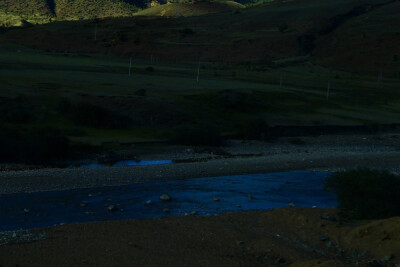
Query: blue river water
0 171 337 231
72 159 173 168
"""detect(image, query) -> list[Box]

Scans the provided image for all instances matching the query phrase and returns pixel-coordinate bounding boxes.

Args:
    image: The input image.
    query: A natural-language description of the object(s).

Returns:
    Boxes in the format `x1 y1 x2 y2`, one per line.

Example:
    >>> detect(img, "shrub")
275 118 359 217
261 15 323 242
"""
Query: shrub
0 127 70 164
278 23 288 33
170 125 224 146
325 169 400 219
180 28 194 36
287 137 305 145
145 66 155 72
134 37 141 45
61 101 132 129
0 108 34 123
0 97 34 123
216 90 248 111
68 142 98 159
134 89 147 96
57 98 72 113
235 117 269 140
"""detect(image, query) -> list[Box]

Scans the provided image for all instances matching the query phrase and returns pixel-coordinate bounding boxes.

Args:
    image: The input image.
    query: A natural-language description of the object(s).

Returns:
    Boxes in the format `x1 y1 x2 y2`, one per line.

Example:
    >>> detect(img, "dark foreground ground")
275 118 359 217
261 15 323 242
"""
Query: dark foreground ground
1 208 399 266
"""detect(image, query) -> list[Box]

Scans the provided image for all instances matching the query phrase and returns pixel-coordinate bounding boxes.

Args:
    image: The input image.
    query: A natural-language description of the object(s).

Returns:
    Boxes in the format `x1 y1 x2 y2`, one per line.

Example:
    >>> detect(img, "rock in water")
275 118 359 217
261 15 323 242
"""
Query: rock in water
276 258 286 264
319 235 329 242
107 205 118 212
160 194 172 201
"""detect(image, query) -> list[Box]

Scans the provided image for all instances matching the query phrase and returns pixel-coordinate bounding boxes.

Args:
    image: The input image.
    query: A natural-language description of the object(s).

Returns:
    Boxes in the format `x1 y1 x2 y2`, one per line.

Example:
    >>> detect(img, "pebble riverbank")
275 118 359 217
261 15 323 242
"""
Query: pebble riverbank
1 134 399 195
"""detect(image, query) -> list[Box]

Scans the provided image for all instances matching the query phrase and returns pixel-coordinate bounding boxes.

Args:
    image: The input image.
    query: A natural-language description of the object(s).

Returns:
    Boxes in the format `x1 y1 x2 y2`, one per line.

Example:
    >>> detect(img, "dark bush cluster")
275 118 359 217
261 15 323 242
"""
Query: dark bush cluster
278 23 288 32
215 90 249 111
0 108 34 123
0 127 70 164
0 97 35 123
170 125 224 147
180 28 194 37
287 137 305 145
235 117 270 140
145 66 155 72
59 100 132 129
134 89 147 96
325 169 400 219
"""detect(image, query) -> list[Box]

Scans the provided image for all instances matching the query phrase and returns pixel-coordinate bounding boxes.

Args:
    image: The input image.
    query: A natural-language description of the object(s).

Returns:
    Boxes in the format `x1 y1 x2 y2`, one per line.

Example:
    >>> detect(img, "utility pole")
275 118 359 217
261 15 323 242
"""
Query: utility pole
377 69 383 88
196 60 200 82
129 57 132 76
175 0 179 17
326 81 331 100
94 24 98 41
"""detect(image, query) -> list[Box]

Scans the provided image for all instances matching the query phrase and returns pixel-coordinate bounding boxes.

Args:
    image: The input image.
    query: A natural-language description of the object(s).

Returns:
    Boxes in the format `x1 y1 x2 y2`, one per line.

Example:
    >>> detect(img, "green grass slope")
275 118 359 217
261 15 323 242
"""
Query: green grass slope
0 0 245 25
0 0 52 16
0 0 54 26
135 1 244 17
0 0 145 24
54 0 141 19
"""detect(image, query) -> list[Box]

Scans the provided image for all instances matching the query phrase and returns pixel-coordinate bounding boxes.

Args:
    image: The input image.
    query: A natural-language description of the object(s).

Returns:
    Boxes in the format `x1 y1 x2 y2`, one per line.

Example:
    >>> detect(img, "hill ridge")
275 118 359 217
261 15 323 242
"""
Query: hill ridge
0 0 247 26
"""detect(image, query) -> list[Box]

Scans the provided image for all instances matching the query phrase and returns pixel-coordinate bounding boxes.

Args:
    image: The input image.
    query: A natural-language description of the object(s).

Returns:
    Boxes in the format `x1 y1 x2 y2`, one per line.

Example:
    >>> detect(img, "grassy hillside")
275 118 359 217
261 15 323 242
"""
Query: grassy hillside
54 0 142 19
1 0 396 75
0 0 144 25
0 0 53 26
0 0 52 16
0 0 247 25
135 1 244 17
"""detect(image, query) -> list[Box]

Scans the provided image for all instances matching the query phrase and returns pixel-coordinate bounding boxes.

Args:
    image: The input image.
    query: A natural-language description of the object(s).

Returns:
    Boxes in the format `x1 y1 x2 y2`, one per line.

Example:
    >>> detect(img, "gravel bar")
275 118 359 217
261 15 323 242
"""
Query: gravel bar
1 150 399 195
